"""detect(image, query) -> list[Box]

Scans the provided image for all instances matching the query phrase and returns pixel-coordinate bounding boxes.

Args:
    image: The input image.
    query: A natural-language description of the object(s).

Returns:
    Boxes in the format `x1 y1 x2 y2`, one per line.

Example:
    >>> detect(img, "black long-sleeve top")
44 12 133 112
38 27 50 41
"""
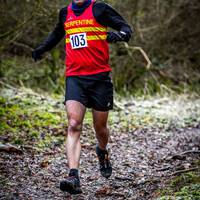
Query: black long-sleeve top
36 1 133 54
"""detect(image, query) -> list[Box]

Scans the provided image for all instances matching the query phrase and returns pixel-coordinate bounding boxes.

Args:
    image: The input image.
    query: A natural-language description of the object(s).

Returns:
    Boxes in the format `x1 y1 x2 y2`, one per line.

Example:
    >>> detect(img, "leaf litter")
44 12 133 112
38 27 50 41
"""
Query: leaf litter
0 87 200 199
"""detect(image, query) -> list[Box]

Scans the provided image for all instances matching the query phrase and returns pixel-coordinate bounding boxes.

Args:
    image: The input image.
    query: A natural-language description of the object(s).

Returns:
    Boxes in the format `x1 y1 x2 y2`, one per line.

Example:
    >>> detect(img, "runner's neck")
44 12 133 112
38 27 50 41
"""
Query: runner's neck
71 0 92 12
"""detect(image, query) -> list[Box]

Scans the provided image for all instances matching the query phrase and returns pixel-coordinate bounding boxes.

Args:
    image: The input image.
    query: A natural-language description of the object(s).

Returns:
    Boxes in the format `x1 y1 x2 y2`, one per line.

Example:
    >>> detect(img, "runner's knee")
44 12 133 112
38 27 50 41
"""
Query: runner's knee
68 119 82 133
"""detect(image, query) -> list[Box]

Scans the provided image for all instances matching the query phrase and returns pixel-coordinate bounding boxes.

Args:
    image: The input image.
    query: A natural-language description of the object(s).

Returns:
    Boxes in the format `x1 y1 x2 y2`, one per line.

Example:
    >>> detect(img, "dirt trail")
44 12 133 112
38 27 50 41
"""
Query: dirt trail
1 88 200 199
1 125 200 200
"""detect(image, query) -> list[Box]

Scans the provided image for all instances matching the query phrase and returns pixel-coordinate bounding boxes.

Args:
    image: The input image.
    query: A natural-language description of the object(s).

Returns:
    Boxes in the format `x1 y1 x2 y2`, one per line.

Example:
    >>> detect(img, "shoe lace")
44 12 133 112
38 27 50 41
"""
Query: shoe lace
99 152 110 168
67 176 79 184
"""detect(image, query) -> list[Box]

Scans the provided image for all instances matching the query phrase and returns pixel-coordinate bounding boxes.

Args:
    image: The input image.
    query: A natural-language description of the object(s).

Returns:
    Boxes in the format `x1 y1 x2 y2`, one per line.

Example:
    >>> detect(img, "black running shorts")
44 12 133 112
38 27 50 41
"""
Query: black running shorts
63 72 113 111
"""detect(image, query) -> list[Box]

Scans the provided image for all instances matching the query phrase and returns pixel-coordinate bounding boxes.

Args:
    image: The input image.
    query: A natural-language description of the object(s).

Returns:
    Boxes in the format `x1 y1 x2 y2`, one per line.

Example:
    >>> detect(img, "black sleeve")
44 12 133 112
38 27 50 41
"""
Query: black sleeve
35 7 67 54
93 2 133 39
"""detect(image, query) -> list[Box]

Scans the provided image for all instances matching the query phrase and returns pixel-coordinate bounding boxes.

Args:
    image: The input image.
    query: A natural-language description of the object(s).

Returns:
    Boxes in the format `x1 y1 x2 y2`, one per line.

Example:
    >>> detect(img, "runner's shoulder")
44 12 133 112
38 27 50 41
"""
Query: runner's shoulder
93 1 112 10
59 6 68 16
58 6 68 23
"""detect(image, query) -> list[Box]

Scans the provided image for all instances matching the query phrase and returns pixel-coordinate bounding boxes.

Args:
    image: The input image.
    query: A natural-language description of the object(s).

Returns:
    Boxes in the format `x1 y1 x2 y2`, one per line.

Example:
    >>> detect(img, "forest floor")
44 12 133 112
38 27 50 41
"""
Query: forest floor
0 87 200 200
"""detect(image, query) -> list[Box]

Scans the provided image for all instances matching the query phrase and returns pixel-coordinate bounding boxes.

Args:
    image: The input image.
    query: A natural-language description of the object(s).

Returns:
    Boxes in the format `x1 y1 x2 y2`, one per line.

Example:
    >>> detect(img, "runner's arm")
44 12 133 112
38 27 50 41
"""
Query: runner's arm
32 8 66 61
93 2 133 43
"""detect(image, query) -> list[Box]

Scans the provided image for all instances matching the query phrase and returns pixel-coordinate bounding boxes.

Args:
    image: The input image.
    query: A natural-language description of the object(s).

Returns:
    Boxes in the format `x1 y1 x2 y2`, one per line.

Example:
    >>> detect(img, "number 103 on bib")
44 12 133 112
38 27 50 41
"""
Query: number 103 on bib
70 33 88 49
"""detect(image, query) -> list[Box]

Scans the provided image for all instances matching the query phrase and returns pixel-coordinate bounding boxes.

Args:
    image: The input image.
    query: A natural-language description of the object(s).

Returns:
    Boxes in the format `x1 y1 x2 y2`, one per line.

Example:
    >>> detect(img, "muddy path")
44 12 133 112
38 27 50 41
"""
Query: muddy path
1 125 200 200
0 88 200 199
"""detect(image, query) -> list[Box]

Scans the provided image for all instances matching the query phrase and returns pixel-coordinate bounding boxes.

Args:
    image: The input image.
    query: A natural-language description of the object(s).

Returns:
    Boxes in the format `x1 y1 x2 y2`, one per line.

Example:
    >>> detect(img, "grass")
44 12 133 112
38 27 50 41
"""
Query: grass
0 87 99 150
157 171 200 200
0 88 66 149
1 86 200 149
1 55 200 97
110 93 200 132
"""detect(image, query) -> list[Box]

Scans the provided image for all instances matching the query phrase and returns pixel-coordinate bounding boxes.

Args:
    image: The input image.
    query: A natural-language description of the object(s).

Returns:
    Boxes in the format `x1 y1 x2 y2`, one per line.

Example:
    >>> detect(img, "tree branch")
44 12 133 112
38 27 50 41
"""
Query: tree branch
123 42 152 70
170 167 199 176
0 0 42 39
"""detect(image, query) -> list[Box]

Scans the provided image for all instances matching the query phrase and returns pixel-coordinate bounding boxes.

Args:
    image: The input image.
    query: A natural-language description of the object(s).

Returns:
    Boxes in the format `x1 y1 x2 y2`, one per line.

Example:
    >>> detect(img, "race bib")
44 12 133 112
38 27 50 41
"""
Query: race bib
70 33 88 49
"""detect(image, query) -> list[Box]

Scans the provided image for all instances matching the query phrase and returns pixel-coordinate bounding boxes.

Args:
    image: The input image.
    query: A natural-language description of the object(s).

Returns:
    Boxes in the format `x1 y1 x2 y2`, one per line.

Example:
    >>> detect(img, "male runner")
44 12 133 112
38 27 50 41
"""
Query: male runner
32 0 132 195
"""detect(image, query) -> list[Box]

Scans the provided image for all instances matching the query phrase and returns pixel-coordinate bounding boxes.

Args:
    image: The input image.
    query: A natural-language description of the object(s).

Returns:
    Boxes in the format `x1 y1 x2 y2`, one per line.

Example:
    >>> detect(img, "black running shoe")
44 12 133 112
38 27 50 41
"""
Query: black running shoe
59 176 82 195
95 146 112 179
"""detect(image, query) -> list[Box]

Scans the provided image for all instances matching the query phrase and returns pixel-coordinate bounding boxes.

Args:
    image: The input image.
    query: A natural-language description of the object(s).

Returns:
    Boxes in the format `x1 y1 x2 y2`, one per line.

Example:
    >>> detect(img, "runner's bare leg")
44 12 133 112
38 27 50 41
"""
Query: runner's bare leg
92 110 110 150
65 100 86 169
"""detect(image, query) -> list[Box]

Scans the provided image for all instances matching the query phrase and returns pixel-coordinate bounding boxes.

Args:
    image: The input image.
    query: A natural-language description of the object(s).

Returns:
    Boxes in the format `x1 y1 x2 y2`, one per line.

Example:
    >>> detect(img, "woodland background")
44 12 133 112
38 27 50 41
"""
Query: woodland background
0 0 200 95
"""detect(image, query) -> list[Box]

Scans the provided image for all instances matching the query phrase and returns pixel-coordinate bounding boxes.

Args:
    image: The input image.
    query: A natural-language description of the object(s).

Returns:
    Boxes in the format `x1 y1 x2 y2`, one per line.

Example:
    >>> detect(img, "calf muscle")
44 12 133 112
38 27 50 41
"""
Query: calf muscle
65 100 86 169
92 109 110 150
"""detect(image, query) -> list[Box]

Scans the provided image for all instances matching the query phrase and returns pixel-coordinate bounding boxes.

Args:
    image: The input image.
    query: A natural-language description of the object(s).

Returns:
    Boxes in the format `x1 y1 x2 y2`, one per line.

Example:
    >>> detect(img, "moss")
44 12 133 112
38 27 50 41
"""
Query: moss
0 56 65 94
31 131 40 139
157 172 200 200
34 111 61 125
175 184 200 197
37 135 65 149
0 94 65 149
0 121 15 134
170 172 200 189
14 138 24 145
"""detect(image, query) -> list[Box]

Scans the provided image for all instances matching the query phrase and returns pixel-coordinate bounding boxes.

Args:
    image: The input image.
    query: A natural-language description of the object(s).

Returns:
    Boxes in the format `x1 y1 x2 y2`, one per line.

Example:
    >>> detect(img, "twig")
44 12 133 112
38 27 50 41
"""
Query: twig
12 42 34 51
115 176 160 186
0 144 23 154
0 0 41 39
113 101 125 111
170 167 199 176
129 178 160 188
115 176 134 181
179 150 200 156
123 43 152 70
138 178 160 185
140 25 159 32
22 145 41 152
0 80 18 91
156 166 172 172
167 150 200 160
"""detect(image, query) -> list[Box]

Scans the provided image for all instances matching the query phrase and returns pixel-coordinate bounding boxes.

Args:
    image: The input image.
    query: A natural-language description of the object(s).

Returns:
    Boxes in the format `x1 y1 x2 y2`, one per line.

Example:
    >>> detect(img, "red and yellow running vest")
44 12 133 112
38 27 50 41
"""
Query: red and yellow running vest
64 0 111 76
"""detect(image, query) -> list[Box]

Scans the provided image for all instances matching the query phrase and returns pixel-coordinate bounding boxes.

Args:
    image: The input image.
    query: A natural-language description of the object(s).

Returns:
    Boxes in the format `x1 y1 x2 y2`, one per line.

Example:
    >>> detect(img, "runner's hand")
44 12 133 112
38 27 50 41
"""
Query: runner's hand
32 48 43 62
106 31 129 43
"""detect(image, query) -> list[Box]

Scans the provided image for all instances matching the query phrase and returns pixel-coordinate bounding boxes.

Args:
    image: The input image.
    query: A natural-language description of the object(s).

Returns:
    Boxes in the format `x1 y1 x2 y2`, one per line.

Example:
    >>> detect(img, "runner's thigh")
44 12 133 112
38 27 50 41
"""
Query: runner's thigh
89 80 113 112
64 77 89 108
65 100 86 124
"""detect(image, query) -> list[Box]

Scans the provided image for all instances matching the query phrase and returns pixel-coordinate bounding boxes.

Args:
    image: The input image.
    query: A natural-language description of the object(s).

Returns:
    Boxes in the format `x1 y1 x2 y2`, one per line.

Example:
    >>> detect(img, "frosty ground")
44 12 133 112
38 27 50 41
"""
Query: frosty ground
0 88 200 200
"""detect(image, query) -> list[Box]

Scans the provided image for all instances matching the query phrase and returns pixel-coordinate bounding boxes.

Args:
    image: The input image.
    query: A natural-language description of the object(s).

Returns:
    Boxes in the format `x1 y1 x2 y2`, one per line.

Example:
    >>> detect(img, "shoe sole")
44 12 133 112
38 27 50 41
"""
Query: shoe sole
95 147 113 179
101 167 112 179
60 182 82 195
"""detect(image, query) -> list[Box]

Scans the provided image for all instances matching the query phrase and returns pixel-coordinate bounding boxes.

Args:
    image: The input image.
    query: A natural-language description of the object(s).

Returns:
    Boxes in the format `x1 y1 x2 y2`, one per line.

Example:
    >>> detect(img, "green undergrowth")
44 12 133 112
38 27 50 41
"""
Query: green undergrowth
157 170 200 200
0 87 96 150
110 94 200 132
1 55 200 96
0 54 65 94
0 88 67 150
0 86 200 151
